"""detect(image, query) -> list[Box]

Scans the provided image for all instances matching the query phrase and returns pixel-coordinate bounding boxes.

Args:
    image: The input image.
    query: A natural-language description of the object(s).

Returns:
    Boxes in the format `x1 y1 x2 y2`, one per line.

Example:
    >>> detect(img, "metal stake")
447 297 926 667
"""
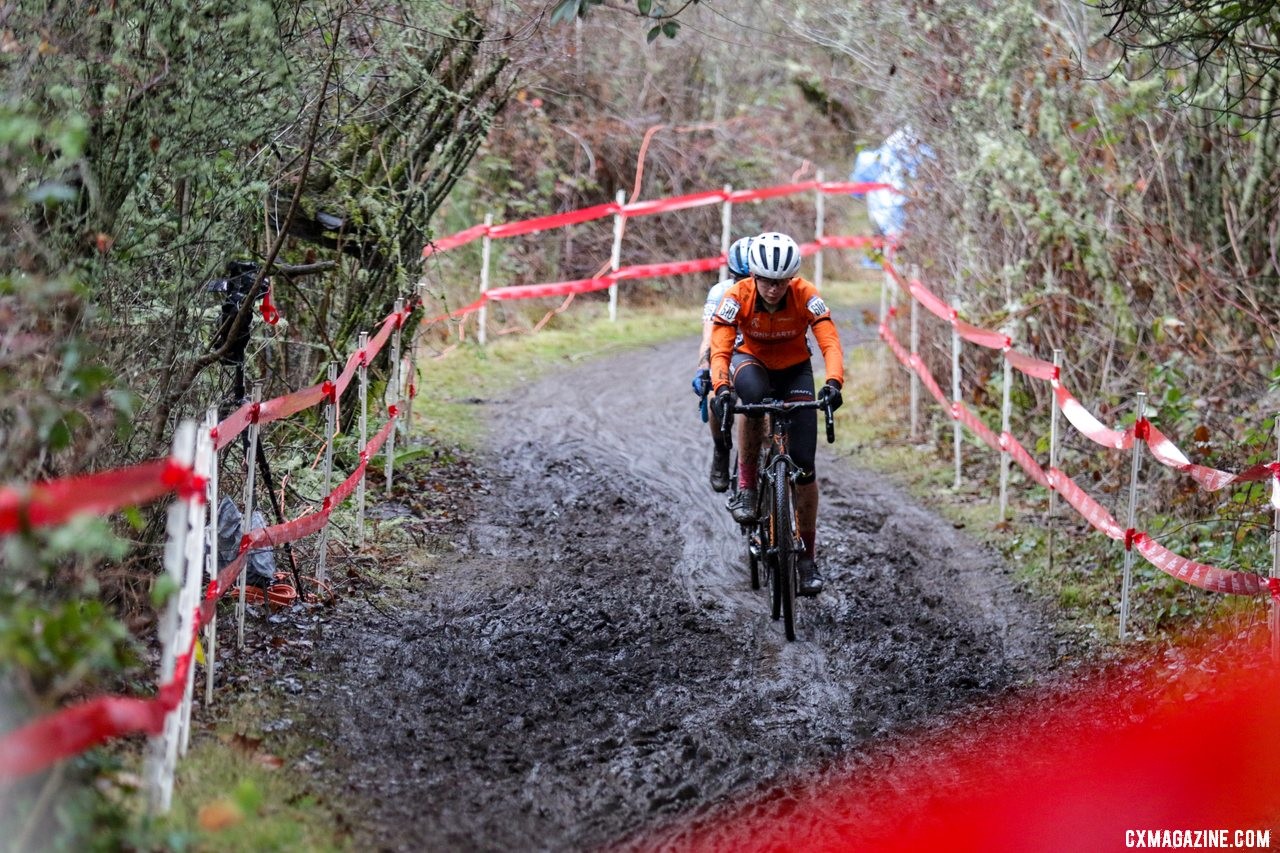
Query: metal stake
1048 349 1063 575
237 382 262 650
406 283 424 432
952 324 963 490
179 412 214 755
909 284 920 441
1120 391 1146 642
386 298 404 495
147 420 197 814
356 331 369 547
999 347 1013 520
317 362 337 585
204 407 219 706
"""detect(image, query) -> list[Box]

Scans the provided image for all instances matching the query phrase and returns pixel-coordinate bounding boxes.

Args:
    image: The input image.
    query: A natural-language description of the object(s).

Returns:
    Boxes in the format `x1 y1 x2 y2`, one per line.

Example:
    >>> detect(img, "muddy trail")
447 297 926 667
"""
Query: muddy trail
295 317 1064 850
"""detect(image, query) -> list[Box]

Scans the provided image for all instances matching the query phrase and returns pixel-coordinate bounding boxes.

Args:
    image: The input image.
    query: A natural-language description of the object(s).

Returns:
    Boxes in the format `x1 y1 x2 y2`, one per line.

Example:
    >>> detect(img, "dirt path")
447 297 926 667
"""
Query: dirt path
298 321 1062 851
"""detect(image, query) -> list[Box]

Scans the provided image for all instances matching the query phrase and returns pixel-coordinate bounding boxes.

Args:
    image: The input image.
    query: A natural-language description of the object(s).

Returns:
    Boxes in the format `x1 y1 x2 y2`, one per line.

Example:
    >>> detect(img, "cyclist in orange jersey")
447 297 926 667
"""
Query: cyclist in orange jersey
709 231 844 596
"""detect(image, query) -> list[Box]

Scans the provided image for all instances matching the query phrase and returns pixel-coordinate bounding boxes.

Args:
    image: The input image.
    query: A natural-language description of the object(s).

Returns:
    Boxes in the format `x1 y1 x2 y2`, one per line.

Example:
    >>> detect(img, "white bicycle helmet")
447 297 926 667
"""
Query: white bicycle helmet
748 232 802 279
727 236 753 277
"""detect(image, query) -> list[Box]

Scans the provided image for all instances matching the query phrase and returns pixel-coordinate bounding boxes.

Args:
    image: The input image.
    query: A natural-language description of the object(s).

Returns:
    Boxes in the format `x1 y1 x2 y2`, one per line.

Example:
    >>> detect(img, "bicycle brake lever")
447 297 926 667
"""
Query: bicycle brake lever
825 405 835 444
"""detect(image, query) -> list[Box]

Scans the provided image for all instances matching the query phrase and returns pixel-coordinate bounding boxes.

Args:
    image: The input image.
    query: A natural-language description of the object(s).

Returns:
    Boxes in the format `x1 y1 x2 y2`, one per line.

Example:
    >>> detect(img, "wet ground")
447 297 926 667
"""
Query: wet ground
292 317 1065 850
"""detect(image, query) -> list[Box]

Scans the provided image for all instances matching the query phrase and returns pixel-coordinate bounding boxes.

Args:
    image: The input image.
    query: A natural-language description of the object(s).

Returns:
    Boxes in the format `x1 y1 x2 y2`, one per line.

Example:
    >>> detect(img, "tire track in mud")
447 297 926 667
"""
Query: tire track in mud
307 320 1061 851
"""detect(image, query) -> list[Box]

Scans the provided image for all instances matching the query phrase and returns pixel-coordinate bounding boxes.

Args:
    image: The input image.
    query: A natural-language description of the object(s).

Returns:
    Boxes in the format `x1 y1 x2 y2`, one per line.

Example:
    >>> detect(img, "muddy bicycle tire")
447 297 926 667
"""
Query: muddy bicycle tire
772 456 797 641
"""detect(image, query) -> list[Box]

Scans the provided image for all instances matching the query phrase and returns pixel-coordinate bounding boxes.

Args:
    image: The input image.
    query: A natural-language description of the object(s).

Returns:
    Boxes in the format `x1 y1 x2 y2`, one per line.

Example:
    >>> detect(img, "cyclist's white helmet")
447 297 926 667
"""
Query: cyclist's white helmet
748 232 802 279
727 236 753 277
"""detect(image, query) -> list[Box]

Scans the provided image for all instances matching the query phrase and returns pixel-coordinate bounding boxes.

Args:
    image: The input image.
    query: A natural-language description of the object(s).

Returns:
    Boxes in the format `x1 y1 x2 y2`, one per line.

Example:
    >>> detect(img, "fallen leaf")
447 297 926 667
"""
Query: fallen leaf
197 799 243 831
220 731 264 754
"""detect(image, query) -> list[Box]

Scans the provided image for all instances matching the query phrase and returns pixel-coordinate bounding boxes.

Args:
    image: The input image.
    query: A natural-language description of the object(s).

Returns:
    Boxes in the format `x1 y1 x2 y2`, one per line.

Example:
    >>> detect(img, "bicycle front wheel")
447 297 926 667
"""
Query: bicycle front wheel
772 457 797 641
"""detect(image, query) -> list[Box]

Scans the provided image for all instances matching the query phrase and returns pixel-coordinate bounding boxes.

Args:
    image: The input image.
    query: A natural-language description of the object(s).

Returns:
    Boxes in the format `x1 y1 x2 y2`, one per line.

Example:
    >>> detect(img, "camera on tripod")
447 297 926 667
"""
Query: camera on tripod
205 260 269 366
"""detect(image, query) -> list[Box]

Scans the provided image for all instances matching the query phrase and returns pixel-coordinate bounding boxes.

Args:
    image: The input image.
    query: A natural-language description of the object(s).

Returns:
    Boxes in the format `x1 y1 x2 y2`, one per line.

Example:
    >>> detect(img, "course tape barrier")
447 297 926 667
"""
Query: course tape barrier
0 459 203 536
882 258 1280 509
213 307 410 452
0 633 196 778
419 235 893 329
880 261 1274 597
420 180 899 258
0 299 418 541
0 406 403 780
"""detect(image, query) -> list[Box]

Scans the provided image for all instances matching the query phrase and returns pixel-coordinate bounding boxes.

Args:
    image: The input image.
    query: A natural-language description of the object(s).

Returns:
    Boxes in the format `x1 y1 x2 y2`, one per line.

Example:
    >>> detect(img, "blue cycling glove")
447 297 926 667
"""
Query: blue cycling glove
691 368 711 397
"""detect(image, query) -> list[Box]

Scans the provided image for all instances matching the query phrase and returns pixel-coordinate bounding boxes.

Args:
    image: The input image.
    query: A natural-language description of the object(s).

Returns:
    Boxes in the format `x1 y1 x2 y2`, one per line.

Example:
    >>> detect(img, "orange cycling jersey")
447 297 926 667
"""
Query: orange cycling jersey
709 276 844 392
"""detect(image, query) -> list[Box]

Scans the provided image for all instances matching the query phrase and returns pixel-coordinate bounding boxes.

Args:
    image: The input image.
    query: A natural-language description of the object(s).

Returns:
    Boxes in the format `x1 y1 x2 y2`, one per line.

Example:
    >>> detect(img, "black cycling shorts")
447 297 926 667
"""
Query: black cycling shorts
729 354 817 484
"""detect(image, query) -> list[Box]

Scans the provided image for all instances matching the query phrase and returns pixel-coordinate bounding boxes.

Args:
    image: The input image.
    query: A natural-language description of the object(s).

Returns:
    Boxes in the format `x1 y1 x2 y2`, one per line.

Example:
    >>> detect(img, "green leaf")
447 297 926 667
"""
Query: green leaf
395 447 433 466
122 506 145 532
647 24 662 42
638 0 652 14
151 574 179 609
234 779 264 814
662 21 679 38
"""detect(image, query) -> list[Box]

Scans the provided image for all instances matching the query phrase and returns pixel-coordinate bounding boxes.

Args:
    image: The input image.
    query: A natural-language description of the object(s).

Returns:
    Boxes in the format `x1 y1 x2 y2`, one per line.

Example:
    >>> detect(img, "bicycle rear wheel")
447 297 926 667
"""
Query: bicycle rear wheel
772 457 797 641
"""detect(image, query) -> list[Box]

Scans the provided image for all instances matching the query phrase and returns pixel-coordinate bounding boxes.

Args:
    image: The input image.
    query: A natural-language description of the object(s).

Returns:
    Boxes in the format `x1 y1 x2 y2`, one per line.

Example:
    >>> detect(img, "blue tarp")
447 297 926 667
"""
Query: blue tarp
850 127 932 239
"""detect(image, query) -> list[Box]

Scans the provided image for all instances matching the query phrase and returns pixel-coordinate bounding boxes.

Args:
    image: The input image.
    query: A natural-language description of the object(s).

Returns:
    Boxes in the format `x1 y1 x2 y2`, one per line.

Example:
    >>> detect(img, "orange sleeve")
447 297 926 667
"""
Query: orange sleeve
793 279 845 387
710 322 736 391
708 281 746 391
812 317 844 387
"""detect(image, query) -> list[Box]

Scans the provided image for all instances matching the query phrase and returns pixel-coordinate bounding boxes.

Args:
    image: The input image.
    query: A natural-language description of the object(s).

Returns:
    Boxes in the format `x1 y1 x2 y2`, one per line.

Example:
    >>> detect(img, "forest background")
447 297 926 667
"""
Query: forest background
2 0 1279 841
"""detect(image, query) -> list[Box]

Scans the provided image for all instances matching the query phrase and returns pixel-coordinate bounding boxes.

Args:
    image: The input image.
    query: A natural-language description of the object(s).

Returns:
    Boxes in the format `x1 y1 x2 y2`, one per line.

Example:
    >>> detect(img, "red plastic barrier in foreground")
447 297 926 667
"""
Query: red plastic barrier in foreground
661 637 1280 851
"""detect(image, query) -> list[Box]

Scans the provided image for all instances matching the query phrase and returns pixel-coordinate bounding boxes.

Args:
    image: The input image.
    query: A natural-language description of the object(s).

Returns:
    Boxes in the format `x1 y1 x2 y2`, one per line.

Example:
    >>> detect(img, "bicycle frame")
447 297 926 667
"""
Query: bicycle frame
720 395 835 640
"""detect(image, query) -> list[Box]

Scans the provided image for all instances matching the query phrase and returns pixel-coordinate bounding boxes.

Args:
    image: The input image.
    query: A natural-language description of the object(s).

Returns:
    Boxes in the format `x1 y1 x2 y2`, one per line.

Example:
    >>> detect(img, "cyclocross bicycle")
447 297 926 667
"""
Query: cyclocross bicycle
723 396 835 641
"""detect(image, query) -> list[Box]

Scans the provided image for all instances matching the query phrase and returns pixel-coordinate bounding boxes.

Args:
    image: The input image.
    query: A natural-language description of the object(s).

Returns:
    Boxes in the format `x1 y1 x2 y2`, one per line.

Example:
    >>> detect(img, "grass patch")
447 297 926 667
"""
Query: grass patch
155 696 344 851
412 298 701 448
